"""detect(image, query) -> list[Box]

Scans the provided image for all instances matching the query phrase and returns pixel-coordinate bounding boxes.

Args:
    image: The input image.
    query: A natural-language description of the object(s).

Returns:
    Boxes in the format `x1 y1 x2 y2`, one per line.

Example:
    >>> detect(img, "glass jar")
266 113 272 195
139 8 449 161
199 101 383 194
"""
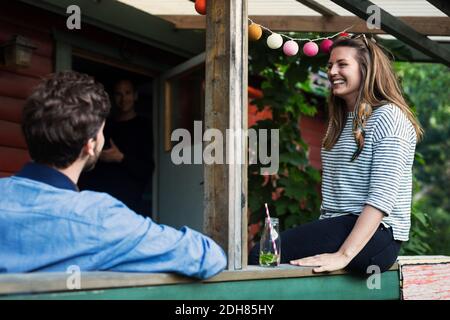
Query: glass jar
259 217 281 267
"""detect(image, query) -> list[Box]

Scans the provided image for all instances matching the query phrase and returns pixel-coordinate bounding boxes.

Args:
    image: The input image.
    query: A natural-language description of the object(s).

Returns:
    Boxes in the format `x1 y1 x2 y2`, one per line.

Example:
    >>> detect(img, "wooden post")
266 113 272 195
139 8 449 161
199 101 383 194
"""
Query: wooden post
204 0 248 270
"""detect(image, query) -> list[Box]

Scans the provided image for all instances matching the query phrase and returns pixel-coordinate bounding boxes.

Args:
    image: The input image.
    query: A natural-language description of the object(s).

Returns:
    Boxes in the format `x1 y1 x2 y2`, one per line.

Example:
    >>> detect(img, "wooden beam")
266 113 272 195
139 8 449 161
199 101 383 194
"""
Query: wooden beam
296 0 338 16
158 15 450 36
426 0 450 17
191 0 333 18
204 0 248 270
330 0 450 66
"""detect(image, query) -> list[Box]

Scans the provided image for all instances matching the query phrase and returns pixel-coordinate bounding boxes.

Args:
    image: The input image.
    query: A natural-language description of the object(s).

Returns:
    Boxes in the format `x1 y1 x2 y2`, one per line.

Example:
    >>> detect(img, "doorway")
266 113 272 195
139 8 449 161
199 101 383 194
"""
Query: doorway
72 54 157 219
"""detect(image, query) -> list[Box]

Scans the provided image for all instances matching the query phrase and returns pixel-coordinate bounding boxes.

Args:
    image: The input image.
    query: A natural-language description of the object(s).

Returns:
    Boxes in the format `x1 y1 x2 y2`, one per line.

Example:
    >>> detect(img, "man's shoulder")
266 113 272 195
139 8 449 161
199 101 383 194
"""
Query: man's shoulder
0 175 49 193
77 189 128 211
0 176 125 213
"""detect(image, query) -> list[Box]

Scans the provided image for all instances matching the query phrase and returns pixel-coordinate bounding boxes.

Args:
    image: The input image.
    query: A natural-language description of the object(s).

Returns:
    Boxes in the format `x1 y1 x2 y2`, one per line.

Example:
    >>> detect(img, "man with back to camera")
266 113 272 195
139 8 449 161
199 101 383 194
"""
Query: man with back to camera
0 71 226 279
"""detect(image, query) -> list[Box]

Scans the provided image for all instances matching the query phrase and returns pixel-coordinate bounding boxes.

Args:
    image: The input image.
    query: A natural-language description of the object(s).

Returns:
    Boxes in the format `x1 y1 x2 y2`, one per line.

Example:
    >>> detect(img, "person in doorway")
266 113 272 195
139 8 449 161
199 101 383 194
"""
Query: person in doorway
249 34 423 274
0 71 226 278
79 79 153 216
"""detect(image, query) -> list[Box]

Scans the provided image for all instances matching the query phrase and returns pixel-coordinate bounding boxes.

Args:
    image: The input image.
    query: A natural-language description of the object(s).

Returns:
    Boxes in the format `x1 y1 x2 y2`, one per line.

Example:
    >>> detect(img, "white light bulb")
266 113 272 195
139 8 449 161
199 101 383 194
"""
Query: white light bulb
266 33 283 49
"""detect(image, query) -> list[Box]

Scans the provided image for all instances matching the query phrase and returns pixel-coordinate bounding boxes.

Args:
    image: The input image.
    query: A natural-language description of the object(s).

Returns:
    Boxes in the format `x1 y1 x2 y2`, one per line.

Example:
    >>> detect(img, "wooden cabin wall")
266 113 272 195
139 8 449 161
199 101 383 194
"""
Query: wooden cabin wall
299 115 327 170
0 1 186 179
0 2 55 177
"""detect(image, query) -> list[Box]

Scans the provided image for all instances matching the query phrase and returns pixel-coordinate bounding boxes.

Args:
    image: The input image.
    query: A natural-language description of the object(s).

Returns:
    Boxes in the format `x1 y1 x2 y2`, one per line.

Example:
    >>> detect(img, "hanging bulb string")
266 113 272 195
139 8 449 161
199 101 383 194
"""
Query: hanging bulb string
248 18 353 42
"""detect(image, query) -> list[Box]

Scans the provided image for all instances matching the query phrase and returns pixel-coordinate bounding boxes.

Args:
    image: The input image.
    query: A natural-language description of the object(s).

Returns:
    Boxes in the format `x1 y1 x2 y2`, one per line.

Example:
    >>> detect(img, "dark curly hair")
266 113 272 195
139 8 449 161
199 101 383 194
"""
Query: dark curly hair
22 71 111 168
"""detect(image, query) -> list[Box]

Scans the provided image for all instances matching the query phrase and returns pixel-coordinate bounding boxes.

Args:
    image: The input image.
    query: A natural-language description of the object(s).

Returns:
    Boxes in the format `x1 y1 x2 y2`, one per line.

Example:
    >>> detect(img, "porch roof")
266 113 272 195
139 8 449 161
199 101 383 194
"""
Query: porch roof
118 0 446 17
118 0 450 65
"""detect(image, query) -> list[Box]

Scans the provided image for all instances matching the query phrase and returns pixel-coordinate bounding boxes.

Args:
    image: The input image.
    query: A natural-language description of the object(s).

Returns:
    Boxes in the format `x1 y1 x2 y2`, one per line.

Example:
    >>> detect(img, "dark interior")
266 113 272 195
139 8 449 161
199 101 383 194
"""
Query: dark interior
72 56 155 218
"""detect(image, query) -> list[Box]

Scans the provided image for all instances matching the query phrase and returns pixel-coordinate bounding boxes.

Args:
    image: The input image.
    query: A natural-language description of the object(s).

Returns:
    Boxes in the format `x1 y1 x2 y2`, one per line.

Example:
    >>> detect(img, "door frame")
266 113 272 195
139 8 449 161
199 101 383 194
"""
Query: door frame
154 52 206 227
54 36 162 220
160 52 205 152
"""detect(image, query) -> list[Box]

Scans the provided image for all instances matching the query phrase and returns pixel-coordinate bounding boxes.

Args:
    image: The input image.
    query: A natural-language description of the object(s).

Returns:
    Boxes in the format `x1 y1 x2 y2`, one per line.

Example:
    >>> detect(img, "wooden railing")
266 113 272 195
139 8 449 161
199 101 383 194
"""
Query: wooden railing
0 263 400 300
3 256 449 300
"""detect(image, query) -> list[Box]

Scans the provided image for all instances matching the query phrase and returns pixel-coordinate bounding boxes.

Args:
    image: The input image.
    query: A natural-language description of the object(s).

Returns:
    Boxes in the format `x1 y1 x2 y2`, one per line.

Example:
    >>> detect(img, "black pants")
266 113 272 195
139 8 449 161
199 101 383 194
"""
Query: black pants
249 215 401 274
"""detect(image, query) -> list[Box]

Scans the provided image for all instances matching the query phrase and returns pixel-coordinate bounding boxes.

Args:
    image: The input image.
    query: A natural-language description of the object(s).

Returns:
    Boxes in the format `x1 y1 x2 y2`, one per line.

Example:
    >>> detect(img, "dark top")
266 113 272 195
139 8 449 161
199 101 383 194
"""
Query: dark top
16 162 78 192
79 116 154 215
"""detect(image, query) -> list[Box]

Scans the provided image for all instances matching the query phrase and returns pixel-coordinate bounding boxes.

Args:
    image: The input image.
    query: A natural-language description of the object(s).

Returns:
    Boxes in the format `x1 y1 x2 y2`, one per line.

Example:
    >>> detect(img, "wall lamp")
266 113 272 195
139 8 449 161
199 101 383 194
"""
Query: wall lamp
0 35 37 68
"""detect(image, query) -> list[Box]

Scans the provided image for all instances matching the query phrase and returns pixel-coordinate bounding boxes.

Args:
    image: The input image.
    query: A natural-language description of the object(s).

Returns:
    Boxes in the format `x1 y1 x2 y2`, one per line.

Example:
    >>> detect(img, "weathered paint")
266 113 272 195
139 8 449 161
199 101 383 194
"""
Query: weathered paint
2 271 400 300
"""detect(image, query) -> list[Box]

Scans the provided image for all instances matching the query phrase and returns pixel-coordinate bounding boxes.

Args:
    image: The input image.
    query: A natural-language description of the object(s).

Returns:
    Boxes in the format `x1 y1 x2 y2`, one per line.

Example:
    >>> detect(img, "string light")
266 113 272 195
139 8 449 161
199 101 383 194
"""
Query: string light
250 18 353 57
248 18 353 42
192 1 353 57
247 18 353 57
250 19 353 57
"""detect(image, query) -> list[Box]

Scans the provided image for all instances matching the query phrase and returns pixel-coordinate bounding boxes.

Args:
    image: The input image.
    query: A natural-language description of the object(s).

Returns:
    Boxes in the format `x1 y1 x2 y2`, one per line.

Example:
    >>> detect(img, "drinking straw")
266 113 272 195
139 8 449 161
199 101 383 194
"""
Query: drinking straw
264 203 278 256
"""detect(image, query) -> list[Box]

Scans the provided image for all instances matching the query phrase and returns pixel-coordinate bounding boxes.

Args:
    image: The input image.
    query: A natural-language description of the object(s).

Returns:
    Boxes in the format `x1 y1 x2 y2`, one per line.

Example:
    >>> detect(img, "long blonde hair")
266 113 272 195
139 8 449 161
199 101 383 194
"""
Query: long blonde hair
322 35 423 161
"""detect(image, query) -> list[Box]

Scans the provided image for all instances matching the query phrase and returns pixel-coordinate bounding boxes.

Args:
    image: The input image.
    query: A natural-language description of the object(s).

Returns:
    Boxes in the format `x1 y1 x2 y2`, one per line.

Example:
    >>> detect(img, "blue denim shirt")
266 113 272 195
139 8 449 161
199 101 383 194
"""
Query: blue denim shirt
0 163 227 279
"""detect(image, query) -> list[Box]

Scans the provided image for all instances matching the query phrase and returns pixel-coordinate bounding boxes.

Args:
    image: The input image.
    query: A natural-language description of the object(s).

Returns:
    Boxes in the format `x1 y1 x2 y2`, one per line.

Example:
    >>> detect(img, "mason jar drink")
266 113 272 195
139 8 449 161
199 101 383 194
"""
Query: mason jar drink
259 217 281 267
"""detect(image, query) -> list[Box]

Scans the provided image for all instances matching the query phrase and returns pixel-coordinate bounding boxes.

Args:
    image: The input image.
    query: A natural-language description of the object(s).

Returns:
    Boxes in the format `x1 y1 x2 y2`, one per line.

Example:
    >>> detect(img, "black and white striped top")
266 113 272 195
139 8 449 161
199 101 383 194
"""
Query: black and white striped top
320 104 417 241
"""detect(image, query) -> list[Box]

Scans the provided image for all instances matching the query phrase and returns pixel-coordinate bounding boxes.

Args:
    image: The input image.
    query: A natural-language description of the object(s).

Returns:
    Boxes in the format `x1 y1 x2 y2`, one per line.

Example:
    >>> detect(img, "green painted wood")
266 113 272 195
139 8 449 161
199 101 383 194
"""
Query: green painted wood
2 271 400 300
54 40 72 72
52 29 171 72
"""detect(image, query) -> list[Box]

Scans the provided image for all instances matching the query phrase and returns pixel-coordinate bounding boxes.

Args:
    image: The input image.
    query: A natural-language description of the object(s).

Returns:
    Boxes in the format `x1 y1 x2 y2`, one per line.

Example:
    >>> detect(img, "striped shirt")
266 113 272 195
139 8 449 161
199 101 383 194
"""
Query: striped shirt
320 104 417 241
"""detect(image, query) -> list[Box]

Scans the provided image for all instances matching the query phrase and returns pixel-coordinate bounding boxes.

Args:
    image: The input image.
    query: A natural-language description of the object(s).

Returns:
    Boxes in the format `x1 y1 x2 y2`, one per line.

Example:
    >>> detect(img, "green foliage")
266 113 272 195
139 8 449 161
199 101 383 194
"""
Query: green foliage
395 62 450 255
400 161 433 255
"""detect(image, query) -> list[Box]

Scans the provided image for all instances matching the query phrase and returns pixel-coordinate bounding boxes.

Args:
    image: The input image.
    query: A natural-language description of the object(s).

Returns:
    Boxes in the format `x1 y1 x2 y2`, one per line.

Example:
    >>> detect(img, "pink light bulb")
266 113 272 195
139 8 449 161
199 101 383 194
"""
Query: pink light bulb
283 40 299 56
320 39 333 54
303 42 319 57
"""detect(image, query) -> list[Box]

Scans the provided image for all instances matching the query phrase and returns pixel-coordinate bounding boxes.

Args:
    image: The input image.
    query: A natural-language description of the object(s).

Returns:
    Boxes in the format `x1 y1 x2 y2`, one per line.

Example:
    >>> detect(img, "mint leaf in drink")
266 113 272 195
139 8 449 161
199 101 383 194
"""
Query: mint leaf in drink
259 251 279 266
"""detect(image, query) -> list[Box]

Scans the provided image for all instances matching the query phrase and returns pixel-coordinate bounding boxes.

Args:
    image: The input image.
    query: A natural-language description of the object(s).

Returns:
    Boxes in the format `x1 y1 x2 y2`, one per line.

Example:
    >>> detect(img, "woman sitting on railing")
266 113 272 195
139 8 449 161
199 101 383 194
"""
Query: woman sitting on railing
250 34 423 274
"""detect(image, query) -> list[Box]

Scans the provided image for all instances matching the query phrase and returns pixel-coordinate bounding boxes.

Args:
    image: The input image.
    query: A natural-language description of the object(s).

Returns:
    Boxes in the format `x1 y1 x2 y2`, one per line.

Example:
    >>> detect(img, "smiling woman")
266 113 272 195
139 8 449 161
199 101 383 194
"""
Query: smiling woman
249 34 424 275
327 47 362 112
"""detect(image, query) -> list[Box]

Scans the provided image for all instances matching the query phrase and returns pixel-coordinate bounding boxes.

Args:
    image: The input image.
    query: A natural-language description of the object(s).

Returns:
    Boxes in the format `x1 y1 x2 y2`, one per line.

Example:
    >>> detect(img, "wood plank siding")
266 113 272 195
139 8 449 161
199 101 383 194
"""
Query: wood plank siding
0 2 56 176
0 1 187 177
299 115 327 170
